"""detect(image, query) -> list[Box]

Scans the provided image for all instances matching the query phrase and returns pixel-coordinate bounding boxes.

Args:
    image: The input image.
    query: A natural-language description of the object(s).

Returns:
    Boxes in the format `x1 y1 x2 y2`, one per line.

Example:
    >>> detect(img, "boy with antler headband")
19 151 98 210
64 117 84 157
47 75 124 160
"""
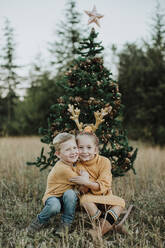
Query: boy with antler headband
68 104 128 238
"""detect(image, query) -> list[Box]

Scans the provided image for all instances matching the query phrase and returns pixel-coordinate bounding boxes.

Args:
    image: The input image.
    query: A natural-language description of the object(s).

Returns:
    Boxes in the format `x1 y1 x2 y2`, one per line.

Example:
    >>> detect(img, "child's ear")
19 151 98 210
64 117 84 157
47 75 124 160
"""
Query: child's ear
95 146 98 154
55 151 60 158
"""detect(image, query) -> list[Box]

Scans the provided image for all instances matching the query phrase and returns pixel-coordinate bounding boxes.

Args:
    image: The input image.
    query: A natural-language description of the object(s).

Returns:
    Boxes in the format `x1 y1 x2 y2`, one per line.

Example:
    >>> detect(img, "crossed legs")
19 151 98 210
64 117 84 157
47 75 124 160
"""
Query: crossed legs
82 202 124 236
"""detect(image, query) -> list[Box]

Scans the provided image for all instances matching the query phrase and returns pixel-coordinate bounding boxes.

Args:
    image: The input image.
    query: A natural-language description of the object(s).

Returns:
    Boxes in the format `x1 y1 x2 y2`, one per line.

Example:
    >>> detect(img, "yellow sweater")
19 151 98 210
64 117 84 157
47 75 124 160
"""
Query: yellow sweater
42 160 78 204
75 155 125 208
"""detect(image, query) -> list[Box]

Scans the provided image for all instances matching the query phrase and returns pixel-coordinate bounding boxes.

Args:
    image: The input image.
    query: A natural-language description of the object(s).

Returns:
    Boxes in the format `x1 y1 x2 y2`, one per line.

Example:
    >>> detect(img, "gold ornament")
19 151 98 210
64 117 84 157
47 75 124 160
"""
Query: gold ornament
114 100 121 106
127 152 132 158
125 158 131 164
97 81 101 86
69 96 74 101
57 97 64 103
75 96 82 102
84 5 104 27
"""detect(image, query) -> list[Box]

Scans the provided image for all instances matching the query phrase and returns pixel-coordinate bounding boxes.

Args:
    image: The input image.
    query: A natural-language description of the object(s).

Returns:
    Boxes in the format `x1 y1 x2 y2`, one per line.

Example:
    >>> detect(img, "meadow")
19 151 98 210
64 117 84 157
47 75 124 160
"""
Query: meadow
0 137 164 248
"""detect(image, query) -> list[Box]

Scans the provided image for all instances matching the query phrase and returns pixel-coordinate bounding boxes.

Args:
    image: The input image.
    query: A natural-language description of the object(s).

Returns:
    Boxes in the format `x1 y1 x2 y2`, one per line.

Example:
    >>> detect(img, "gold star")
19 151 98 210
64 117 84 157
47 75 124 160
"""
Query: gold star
84 5 104 27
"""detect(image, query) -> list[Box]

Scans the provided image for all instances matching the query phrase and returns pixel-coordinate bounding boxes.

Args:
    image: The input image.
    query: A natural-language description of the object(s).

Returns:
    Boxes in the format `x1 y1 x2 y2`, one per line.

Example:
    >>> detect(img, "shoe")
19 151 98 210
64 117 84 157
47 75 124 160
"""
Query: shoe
88 228 102 242
99 219 128 235
54 223 71 237
100 218 113 235
88 222 128 240
113 224 129 235
88 218 111 241
27 217 49 235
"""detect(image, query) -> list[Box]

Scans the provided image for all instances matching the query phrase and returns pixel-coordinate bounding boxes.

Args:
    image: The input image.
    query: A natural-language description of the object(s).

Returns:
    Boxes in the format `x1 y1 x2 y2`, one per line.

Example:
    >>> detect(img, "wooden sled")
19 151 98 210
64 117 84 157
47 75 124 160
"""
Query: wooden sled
88 205 134 238
118 204 134 226
113 204 134 234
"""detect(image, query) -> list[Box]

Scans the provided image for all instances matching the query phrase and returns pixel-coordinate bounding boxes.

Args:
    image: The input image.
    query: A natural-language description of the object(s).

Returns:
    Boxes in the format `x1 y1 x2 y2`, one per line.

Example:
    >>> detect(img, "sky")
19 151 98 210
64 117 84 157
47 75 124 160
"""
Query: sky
0 0 165 76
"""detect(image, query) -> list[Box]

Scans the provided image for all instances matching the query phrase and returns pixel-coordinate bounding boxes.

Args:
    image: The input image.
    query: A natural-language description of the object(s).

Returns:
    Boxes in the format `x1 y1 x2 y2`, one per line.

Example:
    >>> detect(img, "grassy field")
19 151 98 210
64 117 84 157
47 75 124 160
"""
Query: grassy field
0 137 164 248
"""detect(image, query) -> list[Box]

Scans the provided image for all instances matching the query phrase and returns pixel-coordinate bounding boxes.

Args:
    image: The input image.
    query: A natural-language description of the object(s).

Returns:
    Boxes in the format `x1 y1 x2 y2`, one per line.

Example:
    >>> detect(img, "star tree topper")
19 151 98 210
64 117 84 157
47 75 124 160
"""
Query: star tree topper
84 5 104 27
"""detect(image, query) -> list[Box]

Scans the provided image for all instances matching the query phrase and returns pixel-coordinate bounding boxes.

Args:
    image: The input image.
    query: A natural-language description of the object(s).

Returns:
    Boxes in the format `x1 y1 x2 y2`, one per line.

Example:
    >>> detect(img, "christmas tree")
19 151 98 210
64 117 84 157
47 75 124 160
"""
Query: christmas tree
27 7 137 177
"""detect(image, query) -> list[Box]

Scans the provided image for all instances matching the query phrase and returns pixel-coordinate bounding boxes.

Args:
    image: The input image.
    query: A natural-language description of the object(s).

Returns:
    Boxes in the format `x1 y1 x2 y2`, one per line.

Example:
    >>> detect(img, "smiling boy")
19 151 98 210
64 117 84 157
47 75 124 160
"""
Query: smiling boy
27 133 79 236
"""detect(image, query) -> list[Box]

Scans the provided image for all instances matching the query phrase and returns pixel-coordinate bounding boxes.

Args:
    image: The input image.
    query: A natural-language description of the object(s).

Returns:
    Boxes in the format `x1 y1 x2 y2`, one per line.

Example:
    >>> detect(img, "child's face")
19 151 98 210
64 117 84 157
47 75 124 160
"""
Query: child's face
77 135 97 161
56 138 79 165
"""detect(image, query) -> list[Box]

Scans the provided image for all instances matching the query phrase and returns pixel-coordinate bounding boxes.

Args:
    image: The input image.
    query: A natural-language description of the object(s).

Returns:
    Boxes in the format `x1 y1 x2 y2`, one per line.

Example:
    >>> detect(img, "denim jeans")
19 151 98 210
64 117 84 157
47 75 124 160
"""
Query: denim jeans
37 189 77 225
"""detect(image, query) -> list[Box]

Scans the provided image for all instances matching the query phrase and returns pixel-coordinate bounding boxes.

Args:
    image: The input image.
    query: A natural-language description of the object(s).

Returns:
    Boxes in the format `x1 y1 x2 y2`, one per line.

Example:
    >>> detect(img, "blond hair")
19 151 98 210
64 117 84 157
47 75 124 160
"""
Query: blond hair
53 132 75 151
76 132 99 148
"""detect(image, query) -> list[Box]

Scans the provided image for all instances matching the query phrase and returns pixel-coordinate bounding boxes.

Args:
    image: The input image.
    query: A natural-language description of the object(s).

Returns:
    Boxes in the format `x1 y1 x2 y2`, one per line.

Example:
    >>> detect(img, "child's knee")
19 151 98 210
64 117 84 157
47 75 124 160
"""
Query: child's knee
49 204 61 215
63 189 77 203
80 195 90 206
121 199 125 209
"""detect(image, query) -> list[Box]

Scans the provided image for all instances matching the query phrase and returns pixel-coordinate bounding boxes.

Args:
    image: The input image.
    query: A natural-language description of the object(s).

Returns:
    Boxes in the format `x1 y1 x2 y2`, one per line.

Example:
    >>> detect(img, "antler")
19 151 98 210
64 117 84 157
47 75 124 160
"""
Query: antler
68 104 112 132
68 104 83 131
91 106 112 132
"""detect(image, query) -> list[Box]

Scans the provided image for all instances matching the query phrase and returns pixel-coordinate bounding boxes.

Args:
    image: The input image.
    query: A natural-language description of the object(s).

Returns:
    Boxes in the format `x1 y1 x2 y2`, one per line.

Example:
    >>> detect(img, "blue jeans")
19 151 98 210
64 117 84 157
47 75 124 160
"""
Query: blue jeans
37 189 77 225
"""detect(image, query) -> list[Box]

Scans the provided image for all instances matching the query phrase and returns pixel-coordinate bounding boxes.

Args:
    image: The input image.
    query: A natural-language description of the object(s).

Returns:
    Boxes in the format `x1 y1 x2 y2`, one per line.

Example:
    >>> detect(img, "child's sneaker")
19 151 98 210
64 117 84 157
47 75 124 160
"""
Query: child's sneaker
54 223 71 237
27 217 49 235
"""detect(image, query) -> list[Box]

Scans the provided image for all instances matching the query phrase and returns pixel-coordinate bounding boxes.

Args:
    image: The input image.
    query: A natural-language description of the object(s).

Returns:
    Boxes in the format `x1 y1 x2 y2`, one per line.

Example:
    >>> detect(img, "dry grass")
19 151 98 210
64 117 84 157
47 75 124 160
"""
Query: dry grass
0 137 165 248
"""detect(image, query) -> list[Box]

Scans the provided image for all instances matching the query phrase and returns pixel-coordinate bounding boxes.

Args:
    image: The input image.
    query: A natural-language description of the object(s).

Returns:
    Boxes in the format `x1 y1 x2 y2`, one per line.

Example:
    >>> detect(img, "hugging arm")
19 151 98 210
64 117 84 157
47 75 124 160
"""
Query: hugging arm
70 170 100 191
70 159 112 194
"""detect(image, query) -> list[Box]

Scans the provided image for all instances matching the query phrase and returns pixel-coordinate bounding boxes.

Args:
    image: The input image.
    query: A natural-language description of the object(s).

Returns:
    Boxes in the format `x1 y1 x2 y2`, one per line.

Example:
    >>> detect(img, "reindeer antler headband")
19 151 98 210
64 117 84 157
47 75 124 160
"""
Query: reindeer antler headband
68 104 112 133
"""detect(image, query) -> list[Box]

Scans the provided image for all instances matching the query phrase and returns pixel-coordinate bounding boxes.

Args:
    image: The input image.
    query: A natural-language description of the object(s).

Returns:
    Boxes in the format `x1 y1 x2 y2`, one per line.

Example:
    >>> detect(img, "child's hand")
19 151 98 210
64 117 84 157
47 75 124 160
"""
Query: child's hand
79 185 89 194
70 175 90 186
79 170 89 178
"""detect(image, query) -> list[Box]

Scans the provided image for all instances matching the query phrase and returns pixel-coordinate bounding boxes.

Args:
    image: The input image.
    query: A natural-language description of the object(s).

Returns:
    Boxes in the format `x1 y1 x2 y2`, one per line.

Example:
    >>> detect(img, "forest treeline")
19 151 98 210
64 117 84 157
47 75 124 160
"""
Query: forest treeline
0 1 165 145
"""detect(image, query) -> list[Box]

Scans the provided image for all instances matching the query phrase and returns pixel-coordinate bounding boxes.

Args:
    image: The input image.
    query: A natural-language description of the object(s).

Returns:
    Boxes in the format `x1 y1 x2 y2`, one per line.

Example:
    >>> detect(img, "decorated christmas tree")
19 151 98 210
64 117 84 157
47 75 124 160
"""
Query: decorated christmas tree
28 6 137 177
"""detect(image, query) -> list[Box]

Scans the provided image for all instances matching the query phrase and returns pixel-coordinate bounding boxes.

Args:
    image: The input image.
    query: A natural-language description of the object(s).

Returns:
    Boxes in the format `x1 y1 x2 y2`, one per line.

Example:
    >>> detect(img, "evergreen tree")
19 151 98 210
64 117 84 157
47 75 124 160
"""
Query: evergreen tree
150 2 165 49
48 0 86 72
118 43 146 138
118 3 165 145
0 92 8 135
143 4 165 144
0 18 20 135
28 28 137 177
18 56 64 135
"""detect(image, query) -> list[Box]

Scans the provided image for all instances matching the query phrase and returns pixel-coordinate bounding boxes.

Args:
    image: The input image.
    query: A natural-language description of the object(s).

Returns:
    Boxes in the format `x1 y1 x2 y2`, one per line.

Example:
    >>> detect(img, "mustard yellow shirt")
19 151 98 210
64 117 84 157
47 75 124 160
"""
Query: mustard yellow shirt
42 160 78 204
75 154 125 208
75 154 112 195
